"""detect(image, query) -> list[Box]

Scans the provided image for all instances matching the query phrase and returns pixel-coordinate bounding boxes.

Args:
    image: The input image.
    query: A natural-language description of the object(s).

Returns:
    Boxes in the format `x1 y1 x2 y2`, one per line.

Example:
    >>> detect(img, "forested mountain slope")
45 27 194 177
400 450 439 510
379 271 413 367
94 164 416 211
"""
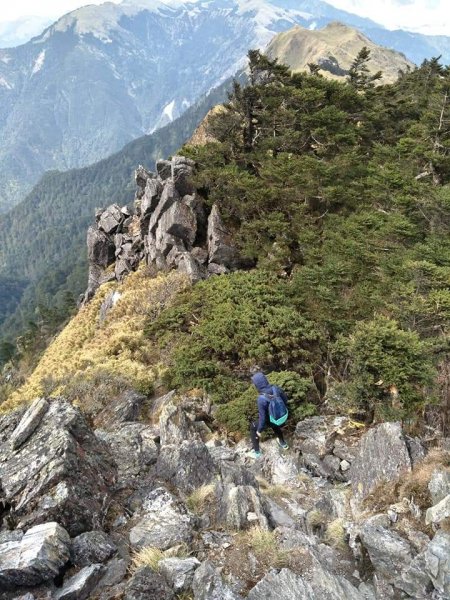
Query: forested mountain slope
4 51 449 434
0 79 233 360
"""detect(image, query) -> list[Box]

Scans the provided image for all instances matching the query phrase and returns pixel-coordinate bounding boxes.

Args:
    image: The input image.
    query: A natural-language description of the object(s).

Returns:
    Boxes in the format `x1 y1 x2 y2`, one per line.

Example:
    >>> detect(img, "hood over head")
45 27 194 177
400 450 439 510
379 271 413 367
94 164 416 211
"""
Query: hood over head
251 372 272 394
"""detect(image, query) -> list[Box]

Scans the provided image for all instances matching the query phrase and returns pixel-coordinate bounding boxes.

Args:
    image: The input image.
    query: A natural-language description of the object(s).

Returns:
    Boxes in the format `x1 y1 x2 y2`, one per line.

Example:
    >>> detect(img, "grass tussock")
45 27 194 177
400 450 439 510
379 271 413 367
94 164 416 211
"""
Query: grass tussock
364 448 450 514
130 547 165 573
222 527 308 592
2 269 190 414
186 484 215 514
256 477 292 500
323 518 346 550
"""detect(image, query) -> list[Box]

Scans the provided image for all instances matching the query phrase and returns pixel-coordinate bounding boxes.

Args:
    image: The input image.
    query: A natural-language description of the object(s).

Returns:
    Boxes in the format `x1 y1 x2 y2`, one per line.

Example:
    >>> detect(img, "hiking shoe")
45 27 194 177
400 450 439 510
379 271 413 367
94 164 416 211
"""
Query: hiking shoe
247 450 262 459
277 439 289 450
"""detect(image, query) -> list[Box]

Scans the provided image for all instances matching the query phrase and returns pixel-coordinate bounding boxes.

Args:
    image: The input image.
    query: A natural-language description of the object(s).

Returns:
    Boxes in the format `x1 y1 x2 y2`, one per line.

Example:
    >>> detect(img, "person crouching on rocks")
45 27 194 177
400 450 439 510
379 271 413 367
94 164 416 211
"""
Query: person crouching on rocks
248 370 289 459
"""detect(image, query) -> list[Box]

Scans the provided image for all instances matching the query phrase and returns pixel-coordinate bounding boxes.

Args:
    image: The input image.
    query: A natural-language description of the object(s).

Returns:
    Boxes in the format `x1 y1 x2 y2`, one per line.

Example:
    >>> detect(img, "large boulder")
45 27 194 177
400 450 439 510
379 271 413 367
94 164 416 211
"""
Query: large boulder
0 398 116 535
54 564 105 600
207 204 238 268
172 156 196 197
140 178 162 219
0 522 70 588
148 182 180 234
157 440 217 495
192 560 243 600
425 494 450 525
96 423 158 482
159 557 200 592
215 483 269 531
359 522 413 584
129 487 194 550
350 422 412 505
124 566 174 600
98 204 124 235
423 531 450 597
87 226 115 268
93 389 146 429
247 564 364 600
428 469 450 505
71 531 117 567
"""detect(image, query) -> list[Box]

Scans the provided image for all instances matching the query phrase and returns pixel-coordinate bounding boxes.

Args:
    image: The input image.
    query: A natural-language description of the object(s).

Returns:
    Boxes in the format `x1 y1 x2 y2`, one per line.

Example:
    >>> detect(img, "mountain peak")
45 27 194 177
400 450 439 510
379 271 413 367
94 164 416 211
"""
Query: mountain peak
267 21 414 83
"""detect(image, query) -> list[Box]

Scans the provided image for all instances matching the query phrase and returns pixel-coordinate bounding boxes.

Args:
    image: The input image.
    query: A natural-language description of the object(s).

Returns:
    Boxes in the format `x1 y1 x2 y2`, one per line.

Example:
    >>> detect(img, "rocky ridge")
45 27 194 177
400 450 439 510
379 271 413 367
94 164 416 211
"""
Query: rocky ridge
82 155 243 304
1 391 450 599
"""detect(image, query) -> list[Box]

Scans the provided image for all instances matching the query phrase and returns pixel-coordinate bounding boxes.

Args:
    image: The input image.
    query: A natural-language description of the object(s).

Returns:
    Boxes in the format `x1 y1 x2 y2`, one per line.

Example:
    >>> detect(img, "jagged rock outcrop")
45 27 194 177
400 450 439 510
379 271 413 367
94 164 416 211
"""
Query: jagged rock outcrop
350 421 415 506
0 398 116 536
82 156 243 304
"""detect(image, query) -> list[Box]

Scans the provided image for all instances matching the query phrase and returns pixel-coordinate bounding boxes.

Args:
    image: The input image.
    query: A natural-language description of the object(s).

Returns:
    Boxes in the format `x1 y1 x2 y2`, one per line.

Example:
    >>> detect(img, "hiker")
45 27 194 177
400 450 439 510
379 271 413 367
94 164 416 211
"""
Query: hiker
248 371 289 459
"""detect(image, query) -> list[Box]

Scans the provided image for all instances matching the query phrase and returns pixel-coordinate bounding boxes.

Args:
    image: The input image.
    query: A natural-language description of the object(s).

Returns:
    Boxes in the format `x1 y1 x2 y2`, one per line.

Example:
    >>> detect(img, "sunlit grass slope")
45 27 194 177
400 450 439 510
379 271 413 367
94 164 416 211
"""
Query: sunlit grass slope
2 267 189 413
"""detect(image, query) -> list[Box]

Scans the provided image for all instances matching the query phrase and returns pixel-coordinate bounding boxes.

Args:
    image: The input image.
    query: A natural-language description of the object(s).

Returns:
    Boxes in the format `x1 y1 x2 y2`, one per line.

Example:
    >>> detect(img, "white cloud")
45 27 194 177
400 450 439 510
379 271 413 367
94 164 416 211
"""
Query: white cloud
0 1 122 23
325 0 450 35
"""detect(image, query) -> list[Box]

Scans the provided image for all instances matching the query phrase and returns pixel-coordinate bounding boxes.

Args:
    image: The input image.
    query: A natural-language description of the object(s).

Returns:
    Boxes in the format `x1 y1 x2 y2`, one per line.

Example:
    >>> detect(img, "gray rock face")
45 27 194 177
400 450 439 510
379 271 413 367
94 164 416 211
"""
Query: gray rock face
0 522 71 588
87 227 115 268
149 182 180 234
192 560 243 600
71 531 117 567
124 566 174 600
172 156 196 197
54 564 105 600
423 531 450 597
159 400 199 446
426 494 450 525
359 523 413 584
350 422 412 504
0 398 116 535
140 179 162 219
247 564 364 600
159 557 200 592
217 484 269 531
428 469 450 505
129 487 194 550
399 551 433 599
96 423 158 482
9 398 49 450
93 389 146 429
157 439 217 495
207 204 238 267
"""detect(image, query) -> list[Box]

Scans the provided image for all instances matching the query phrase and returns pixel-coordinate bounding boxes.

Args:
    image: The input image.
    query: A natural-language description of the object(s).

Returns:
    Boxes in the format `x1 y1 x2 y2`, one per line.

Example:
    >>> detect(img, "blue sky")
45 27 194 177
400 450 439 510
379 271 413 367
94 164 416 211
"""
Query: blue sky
0 0 448 35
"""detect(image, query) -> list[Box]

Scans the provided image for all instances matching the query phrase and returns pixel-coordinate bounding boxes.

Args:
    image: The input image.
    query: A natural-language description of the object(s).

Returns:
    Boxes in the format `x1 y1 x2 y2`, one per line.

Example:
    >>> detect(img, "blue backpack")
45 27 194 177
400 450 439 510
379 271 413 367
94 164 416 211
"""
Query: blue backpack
266 386 288 426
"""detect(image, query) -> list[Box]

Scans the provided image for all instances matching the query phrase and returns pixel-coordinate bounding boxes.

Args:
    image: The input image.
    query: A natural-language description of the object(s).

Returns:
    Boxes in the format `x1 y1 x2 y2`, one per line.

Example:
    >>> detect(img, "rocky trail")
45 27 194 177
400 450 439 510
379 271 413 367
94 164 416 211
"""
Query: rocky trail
1 390 449 599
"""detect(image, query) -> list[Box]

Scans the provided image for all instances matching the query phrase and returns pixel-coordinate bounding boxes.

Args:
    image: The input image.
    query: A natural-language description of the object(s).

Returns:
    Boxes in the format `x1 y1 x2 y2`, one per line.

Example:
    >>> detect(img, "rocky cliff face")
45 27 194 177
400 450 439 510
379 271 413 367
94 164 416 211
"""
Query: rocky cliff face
81 155 243 304
1 393 449 599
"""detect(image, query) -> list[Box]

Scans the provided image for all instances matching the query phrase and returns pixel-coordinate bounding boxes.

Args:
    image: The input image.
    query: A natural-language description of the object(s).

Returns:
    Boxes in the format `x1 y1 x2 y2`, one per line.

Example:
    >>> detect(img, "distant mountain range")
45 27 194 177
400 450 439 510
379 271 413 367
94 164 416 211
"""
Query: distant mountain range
0 0 450 212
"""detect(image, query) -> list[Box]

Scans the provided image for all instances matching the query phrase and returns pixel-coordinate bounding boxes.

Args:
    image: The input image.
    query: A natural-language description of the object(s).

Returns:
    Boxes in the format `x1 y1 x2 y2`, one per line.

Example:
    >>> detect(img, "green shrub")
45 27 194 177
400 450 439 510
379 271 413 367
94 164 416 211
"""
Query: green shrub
332 315 436 419
146 271 323 406
216 370 316 434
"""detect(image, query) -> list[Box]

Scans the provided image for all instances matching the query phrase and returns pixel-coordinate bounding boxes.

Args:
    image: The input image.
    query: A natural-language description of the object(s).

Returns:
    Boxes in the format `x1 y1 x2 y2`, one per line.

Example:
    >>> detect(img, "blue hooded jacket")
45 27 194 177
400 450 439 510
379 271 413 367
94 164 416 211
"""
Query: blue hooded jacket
251 372 288 432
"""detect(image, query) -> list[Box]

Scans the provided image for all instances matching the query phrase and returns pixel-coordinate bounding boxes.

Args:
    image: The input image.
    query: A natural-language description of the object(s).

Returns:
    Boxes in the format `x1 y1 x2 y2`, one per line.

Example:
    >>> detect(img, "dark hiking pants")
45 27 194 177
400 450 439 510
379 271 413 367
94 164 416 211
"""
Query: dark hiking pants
249 420 285 452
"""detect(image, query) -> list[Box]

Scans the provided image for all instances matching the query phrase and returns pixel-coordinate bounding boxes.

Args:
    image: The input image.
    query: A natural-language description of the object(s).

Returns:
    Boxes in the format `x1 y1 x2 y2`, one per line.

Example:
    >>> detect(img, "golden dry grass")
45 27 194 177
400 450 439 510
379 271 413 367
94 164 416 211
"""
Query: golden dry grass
2 268 190 413
323 518 346 549
222 526 309 592
130 547 164 572
364 448 450 514
186 484 215 514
